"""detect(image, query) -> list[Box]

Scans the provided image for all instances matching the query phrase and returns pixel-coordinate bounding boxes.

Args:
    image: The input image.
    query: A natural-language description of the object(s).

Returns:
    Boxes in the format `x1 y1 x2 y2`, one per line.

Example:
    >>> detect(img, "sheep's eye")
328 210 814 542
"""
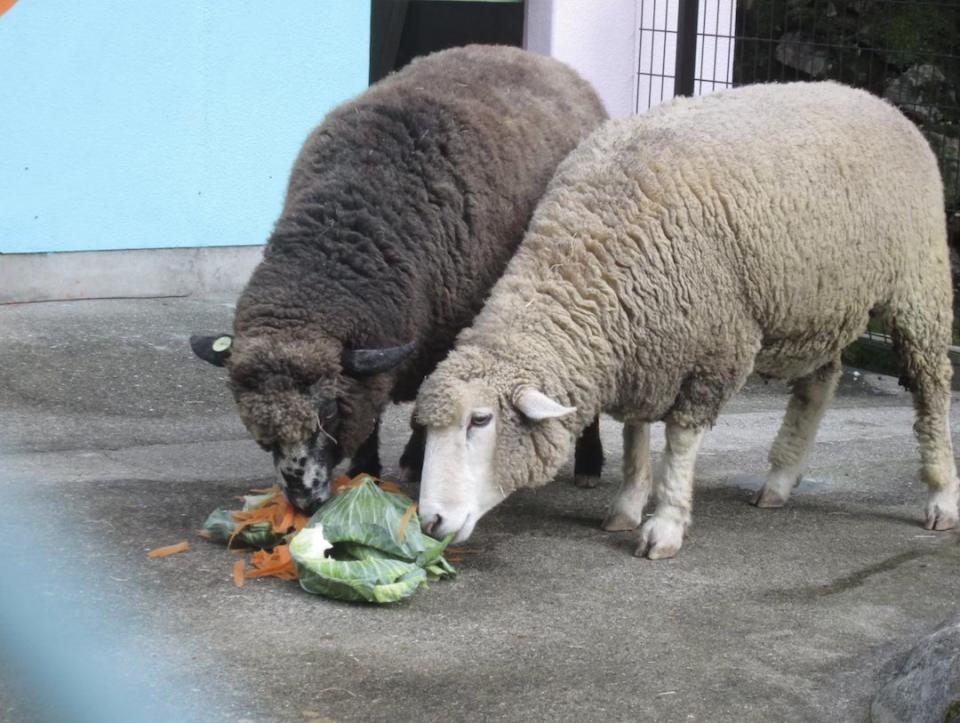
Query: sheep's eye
469 412 493 429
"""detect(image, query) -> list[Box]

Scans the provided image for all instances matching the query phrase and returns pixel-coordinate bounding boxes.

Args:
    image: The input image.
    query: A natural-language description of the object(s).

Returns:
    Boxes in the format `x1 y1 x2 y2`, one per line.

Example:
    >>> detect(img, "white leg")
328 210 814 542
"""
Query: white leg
906 350 960 530
754 361 840 508
603 421 651 531
636 423 704 559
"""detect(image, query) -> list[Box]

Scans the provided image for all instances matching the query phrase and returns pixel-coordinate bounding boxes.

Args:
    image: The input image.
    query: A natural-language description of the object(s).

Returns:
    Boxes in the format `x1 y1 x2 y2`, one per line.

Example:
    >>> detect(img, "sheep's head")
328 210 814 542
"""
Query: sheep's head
414 351 577 542
190 332 414 513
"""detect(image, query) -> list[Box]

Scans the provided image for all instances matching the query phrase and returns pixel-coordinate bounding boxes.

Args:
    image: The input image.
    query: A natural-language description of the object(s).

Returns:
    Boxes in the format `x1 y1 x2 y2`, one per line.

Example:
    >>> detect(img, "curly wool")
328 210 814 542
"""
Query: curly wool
418 81 952 491
225 45 607 454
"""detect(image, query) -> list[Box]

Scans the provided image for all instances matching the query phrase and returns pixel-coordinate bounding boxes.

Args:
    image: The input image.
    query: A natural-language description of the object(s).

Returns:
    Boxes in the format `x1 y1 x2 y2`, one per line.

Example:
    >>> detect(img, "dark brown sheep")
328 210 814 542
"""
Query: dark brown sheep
191 45 608 512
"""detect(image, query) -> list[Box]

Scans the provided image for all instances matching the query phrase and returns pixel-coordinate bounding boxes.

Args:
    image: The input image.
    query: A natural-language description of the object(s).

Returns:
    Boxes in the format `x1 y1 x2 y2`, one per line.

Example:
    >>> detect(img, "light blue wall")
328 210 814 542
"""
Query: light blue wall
0 1 370 253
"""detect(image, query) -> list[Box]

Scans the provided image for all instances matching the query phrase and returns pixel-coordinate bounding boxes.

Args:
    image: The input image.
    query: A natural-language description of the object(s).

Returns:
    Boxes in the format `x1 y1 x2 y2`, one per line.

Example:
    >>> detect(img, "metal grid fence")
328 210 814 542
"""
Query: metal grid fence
636 0 960 346
637 0 736 109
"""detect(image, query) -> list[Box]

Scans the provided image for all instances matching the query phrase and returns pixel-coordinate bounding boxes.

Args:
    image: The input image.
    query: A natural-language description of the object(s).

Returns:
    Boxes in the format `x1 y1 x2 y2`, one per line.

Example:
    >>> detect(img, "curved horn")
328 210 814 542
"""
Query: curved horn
341 341 416 377
190 334 233 367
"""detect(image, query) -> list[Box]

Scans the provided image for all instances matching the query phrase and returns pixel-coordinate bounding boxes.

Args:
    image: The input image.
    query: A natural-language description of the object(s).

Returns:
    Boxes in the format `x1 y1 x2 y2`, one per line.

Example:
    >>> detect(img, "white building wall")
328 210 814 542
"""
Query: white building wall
525 0 640 119
525 0 736 117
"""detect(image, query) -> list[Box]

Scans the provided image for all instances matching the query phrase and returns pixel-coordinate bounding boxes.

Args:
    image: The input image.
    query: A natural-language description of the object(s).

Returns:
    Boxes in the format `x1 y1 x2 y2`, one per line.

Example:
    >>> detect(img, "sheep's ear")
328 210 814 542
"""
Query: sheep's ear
513 387 576 421
190 334 233 367
341 341 416 377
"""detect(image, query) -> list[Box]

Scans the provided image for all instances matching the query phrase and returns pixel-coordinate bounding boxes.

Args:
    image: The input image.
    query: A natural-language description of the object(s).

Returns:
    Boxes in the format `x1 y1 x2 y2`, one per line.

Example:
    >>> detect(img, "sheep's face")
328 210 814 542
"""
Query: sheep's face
226 336 347 514
190 333 412 514
415 376 576 543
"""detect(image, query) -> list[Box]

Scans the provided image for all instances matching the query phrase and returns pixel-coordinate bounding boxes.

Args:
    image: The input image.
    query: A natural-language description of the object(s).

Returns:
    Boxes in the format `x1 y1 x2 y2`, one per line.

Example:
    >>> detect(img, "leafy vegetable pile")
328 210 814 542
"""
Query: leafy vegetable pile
199 475 456 604
201 486 311 550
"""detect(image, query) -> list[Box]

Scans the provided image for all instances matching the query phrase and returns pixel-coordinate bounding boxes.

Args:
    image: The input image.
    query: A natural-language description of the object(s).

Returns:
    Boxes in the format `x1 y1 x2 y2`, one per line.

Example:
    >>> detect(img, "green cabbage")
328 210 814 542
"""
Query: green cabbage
289 477 455 603
201 491 288 549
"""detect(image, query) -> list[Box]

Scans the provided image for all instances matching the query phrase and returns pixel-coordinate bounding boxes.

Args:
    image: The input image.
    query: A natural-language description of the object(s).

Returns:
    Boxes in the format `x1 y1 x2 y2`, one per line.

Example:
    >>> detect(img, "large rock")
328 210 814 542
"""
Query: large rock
924 129 960 213
885 64 955 123
871 615 960 723
775 32 833 78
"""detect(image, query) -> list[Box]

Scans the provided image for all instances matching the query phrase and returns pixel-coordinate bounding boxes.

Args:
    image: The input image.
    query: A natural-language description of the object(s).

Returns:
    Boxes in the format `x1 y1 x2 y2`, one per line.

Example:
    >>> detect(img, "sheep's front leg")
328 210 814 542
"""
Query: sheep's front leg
602 421 651 531
636 422 704 559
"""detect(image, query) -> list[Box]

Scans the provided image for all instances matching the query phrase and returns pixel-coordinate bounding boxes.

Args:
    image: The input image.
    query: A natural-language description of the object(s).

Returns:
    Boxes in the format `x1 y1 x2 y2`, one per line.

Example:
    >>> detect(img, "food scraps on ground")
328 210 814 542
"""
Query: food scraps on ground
201 485 310 550
146 540 190 558
203 474 457 603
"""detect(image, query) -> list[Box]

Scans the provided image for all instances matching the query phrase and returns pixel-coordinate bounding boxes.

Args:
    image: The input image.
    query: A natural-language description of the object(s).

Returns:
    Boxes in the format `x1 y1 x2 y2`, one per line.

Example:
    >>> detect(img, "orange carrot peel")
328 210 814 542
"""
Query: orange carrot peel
147 540 190 558
233 559 246 588
397 503 418 543
333 474 403 495
227 492 310 548
232 545 298 584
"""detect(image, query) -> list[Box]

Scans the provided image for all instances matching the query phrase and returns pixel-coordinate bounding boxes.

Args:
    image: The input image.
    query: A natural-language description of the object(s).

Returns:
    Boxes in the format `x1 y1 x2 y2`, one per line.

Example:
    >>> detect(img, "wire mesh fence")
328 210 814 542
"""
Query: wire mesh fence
636 0 960 345
734 0 960 217
636 0 738 110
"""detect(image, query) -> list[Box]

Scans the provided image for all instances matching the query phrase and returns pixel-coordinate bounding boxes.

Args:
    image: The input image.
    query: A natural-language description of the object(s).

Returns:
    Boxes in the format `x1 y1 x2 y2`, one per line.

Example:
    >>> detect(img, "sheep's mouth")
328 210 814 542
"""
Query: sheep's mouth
272 439 337 513
280 474 332 514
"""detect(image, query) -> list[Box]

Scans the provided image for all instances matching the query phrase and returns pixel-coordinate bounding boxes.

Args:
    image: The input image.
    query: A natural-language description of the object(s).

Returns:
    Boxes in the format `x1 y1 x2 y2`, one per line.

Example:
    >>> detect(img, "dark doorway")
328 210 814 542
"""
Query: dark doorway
370 1 525 85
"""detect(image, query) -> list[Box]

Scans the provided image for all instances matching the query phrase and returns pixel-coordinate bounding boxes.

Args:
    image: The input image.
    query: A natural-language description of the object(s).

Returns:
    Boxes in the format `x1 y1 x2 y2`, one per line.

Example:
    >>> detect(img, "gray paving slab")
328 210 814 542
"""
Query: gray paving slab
2 296 960 722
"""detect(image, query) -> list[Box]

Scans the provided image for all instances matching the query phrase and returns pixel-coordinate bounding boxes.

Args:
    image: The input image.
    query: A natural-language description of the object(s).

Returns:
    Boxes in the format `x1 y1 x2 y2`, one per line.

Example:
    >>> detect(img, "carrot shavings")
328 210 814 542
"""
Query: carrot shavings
227 491 307 548
245 545 298 581
233 560 246 588
147 541 189 558
397 503 418 543
331 475 353 494
333 474 403 496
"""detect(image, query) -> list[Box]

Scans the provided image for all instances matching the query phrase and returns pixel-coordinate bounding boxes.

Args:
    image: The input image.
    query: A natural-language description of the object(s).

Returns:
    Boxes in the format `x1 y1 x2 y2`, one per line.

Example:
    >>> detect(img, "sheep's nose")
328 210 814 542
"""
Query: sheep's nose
421 513 442 536
286 490 323 515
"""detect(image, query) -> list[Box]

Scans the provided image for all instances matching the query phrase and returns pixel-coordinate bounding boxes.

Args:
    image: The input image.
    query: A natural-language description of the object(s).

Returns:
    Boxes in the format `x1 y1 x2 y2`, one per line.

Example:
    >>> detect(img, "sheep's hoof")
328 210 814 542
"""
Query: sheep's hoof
925 503 959 531
634 517 684 560
752 486 789 508
602 511 641 532
574 474 600 489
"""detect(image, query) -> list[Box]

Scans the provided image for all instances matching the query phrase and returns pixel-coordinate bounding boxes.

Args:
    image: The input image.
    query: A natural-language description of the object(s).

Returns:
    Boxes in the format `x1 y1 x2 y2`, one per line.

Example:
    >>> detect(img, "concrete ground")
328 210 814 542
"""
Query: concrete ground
3 296 960 722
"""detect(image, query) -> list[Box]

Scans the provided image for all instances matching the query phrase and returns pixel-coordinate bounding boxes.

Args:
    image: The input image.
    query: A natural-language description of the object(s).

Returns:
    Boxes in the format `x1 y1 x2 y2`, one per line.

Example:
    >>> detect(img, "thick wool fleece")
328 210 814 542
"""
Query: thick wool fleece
418 81 953 493
226 45 607 454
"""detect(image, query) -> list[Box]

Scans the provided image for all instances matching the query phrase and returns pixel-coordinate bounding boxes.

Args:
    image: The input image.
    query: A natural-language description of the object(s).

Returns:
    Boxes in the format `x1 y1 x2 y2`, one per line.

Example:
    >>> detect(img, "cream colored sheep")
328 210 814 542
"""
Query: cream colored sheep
414 81 957 558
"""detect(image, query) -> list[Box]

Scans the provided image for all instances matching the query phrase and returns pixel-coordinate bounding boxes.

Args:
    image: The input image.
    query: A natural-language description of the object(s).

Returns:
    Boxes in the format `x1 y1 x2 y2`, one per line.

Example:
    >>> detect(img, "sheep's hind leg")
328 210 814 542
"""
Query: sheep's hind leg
636 422 705 559
347 420 381 478
753 359 841 508
398 421 426 485
574 415 604 488
603 421 650 531
895 327 959 530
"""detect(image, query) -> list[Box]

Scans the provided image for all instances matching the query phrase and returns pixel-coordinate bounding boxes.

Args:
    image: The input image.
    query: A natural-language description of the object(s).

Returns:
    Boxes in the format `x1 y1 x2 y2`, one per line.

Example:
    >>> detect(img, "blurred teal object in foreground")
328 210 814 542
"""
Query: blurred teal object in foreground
0 471 220 722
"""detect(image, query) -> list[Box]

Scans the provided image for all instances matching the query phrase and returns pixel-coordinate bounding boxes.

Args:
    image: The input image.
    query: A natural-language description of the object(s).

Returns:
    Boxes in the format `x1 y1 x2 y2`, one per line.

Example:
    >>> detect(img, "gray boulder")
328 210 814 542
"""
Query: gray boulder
871 615 960 723
884 64 955 123
923 130 959 212
775 32 833 78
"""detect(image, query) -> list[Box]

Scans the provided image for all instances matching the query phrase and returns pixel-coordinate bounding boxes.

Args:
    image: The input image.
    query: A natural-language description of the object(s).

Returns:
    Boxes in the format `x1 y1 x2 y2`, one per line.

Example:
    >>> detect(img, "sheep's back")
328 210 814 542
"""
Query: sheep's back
539 83 941 336
463 82 950 418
